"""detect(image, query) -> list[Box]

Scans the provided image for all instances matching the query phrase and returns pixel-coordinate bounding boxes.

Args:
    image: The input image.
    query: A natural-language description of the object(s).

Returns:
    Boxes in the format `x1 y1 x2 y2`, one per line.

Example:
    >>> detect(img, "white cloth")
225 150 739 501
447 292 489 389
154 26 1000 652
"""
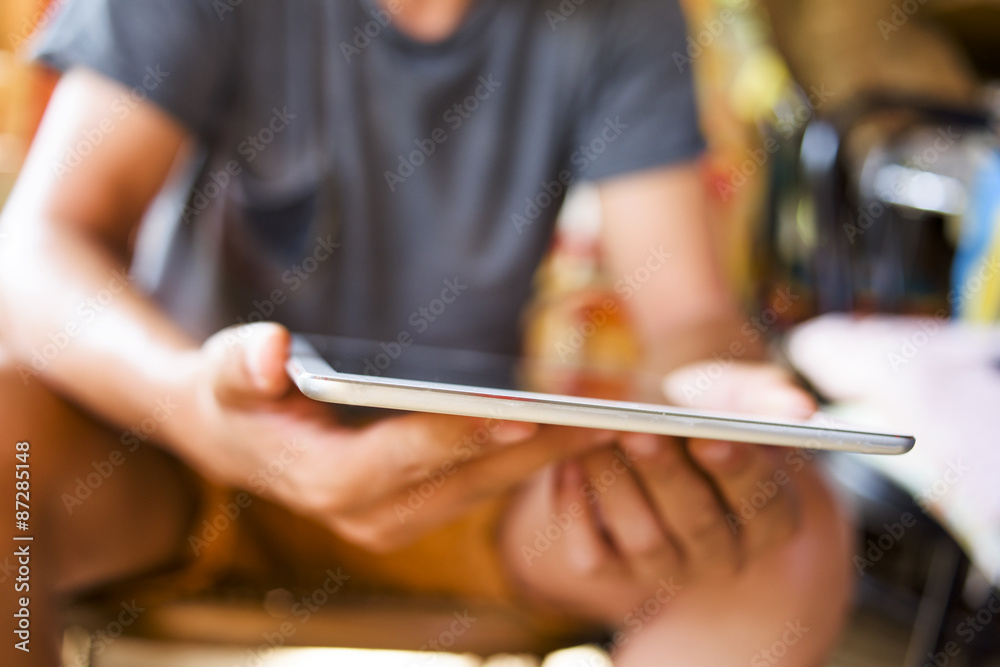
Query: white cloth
788 314 1000 583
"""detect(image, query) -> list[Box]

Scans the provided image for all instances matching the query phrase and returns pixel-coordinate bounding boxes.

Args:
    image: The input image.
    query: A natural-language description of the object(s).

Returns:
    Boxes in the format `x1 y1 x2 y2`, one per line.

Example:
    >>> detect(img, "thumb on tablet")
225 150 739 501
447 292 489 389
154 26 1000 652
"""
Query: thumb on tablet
489 419 540 444
204 322 292 402
662 361 815 419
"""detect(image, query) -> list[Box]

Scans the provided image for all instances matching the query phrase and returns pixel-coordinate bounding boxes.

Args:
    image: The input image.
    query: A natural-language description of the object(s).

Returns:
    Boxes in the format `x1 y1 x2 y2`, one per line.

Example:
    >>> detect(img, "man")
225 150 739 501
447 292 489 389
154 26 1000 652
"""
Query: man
0 0 852 664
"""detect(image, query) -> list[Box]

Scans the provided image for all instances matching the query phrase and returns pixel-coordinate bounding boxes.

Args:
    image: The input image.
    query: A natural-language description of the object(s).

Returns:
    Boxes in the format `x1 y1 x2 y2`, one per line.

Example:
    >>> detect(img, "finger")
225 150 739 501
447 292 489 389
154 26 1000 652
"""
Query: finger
203 322 292 402
354 424 617 531
557 460 620 576
628 435 740 574
579 447 681 584
329 412 605 513
687 439 798 557
663 362 815 418
342 413 513 505
491 420 540 444
426 424 617 503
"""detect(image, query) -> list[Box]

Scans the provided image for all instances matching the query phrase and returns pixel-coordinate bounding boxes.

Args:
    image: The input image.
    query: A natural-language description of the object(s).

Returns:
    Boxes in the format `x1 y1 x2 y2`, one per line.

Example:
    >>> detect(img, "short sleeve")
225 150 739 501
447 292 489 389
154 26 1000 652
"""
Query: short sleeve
31 0 239 140
570 0 705 181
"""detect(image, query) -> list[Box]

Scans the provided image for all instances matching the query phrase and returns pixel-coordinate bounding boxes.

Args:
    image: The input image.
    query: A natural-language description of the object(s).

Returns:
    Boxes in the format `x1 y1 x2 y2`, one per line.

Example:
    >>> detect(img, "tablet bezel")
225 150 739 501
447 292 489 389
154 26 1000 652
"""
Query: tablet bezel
286 335 915 455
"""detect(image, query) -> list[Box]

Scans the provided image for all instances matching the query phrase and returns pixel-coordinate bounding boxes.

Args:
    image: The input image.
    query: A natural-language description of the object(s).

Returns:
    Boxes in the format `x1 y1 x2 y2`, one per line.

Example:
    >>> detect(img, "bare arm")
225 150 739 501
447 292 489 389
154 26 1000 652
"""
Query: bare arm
597 161 815 415
596 161 754 371
0 68 198 424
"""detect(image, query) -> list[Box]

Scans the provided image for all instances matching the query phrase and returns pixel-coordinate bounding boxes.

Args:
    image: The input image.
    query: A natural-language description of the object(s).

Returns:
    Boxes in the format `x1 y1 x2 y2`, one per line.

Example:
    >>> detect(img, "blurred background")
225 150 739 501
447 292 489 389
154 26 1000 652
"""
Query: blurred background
3 0 1000 665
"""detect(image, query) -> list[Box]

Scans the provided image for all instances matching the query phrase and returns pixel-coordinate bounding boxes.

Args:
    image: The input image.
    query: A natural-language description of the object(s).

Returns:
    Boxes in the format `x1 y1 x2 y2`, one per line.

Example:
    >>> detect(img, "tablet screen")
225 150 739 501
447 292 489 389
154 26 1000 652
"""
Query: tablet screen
300 334 661 404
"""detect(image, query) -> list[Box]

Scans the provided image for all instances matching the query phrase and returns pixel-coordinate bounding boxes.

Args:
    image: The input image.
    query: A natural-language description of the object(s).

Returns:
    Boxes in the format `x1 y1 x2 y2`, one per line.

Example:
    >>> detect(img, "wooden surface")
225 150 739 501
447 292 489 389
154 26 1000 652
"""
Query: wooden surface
66 596 597 662
65 603 916 667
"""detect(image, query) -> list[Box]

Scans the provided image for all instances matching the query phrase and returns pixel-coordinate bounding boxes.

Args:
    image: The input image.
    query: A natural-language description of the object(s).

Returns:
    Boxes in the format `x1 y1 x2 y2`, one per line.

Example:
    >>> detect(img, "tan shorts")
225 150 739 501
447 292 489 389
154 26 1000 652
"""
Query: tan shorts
125 471 597 650
182 481 517 601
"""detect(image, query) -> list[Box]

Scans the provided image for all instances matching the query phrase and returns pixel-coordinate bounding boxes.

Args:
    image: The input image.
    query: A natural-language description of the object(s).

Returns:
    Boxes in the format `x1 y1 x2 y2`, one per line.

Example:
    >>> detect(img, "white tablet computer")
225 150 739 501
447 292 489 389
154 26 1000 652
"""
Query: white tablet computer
286 334 915 455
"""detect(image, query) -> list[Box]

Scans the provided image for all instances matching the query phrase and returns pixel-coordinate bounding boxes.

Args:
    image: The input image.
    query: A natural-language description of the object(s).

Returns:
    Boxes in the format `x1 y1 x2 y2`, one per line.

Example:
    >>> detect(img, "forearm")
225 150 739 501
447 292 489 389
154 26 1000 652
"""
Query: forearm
0 68 203 453
596 163 768 373
632 309 766 375
0 218 198 447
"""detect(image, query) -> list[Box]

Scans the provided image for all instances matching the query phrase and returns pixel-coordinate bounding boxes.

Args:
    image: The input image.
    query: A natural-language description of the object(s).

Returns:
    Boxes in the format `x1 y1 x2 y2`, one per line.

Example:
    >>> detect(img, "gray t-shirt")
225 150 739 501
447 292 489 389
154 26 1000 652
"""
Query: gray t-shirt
35 0 704 355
